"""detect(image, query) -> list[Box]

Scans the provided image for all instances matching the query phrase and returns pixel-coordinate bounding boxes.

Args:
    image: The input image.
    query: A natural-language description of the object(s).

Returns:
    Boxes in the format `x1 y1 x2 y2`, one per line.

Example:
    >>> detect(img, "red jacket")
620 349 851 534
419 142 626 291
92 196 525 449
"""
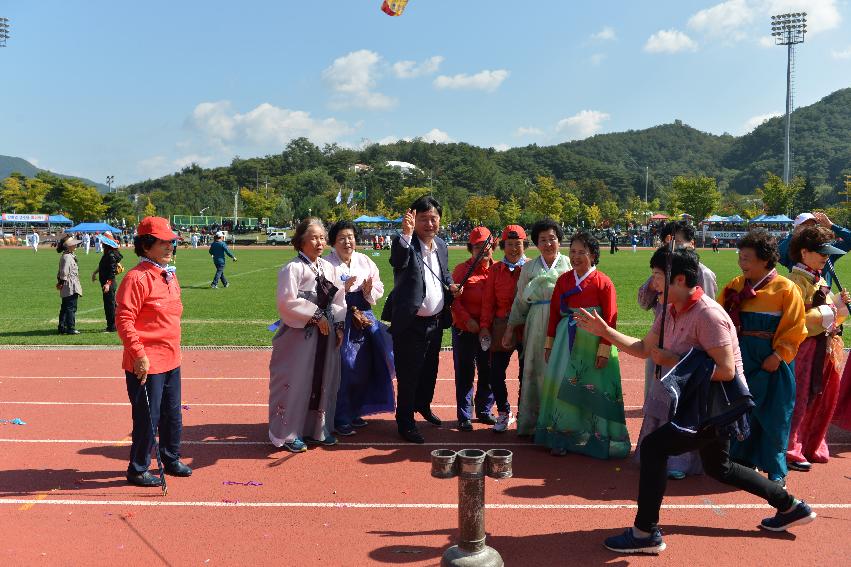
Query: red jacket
451 257 492 330
480 260 523 331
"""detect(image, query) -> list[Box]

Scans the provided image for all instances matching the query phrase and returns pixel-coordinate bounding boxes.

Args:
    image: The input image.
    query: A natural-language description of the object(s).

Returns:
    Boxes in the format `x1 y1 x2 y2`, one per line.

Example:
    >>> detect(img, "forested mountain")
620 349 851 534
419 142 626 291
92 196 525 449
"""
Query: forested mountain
0 155 109 193
3 87 850 225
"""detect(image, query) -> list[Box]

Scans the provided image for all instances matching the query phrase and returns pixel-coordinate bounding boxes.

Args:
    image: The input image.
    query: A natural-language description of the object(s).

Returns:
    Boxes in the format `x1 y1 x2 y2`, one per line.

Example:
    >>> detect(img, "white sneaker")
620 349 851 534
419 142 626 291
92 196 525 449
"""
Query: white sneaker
493 412 515 433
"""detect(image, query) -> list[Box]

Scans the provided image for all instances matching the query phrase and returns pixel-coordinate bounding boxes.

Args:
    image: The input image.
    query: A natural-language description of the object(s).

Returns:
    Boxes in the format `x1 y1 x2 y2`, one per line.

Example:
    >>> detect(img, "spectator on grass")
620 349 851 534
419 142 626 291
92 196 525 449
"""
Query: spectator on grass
209 231 237 288
268 218 346 452
56 234 83 335
91 232 124 333
325 220 395 437
115 216 192 487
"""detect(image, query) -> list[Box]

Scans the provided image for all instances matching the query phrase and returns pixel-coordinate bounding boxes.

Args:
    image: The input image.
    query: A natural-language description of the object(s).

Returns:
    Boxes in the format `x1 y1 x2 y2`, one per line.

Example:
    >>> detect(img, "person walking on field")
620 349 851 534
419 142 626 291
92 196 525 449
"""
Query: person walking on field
209 231 237 288
83 232 92 255
28 229 40 252
92 233 124 333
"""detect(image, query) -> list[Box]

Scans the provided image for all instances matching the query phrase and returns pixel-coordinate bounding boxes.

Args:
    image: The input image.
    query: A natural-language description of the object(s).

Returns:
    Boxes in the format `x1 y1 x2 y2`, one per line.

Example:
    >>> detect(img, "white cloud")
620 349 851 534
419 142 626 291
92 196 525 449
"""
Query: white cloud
555 110 611 140
644 29 698 53
393 56 444 78
515 126 543 137
590 26 616 41
322 49 397 110
590 53 607 66
833 46 851 59
421 128 453 143
688 0 754 39
492 144 511 152
26 157 40 167
743 111 782 132
758 36 775 47
138 154 215 178
433 69 509 92
762 0 841 35
188 100 352 147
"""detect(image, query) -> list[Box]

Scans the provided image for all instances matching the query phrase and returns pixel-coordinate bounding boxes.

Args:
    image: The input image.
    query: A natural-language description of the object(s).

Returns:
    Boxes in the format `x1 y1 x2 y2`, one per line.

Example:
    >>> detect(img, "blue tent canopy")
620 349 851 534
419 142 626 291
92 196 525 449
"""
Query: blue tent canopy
726 214 745 223
353 215 392 223
66 222 123 233
49 215 73 224
704 215 728 222
749 214 792 224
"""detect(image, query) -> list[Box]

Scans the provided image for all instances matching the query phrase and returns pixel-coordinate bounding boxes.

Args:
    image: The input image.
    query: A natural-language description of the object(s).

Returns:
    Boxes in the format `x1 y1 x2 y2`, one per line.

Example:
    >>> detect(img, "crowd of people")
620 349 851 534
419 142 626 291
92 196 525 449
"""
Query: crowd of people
57 196 851 555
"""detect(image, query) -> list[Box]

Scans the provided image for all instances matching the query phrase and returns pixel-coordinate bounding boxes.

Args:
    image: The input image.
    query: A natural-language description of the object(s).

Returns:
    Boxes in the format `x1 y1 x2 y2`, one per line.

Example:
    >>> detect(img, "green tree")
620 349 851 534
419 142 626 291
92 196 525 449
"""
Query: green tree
758 173 804 216
600 200 621 227
671 175 720 223
527 176 563 220
103 192 135 225
561 192 581 226
239 187 276 220
271 196 294 227
60 180 107 221
583 203 602 228
465 195 500 226
393 186 432 214
499 195 522 225
143 197 157 218
0 174 50 212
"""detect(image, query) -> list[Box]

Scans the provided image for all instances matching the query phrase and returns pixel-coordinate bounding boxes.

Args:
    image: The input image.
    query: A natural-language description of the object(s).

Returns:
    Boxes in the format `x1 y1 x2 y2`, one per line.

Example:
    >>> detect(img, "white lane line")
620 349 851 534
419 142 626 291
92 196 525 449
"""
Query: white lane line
2 438 849 448
0 401 644 410
0 376 644 383
0 499 848 510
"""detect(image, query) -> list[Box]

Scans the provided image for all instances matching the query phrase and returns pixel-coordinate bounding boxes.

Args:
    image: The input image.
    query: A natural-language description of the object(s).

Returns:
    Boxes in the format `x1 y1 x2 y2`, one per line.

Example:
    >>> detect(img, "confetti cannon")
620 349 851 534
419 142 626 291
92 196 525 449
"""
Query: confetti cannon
430 448 513 567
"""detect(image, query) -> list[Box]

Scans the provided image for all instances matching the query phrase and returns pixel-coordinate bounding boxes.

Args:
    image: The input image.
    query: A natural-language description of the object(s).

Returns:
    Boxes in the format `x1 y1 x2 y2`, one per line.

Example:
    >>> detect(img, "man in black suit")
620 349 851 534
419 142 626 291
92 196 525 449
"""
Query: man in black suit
385 196 461 444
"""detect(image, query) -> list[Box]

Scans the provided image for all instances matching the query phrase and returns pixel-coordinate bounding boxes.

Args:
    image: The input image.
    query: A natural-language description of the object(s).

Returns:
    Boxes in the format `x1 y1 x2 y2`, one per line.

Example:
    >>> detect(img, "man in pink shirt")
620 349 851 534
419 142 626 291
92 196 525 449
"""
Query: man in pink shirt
577 247 815 554
116 216 191 487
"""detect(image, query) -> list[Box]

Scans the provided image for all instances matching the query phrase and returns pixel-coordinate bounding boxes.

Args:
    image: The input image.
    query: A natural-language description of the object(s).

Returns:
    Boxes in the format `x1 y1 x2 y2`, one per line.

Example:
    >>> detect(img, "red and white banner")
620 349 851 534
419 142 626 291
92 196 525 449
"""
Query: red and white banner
1 213 49 222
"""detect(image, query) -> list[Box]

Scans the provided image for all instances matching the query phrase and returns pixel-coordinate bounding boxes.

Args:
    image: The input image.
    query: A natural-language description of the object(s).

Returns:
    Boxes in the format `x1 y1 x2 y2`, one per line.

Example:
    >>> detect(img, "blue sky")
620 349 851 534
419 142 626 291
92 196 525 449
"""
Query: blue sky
1 0 850 185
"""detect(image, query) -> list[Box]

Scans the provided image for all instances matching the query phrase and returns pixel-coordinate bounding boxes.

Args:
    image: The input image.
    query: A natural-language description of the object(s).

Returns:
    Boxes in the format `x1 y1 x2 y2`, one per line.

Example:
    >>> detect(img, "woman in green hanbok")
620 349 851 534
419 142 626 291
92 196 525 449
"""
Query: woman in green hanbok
504 219 571 435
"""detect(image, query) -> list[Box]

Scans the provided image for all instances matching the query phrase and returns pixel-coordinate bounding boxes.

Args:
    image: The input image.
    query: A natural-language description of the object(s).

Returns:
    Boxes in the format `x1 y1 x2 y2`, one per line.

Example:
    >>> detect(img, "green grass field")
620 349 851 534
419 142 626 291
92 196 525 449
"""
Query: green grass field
3 245 851 347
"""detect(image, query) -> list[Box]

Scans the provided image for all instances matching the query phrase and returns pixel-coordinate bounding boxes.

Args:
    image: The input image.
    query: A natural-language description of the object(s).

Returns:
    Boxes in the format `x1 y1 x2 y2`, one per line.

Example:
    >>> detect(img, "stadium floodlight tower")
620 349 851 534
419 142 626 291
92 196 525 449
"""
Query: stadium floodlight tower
771 12 807 184
0 17 10 47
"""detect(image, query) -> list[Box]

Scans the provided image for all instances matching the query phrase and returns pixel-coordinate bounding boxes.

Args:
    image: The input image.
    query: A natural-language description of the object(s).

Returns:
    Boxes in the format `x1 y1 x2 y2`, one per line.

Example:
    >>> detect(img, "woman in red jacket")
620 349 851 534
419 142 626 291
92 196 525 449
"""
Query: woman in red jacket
450 227 495 431
479 225 529 432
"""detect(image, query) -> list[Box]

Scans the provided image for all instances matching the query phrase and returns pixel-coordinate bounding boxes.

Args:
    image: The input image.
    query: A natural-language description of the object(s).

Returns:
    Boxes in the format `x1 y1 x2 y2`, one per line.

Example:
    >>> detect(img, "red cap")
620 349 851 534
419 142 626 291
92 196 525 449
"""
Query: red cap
137 217 178 241
501 225 526 241
468 226 491 245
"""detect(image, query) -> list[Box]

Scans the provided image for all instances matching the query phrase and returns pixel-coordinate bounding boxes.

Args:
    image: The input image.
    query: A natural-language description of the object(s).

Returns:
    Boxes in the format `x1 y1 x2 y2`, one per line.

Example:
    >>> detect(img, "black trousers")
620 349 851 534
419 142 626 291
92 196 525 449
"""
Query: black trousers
125 368 183 474
58 293 79 333
635 423 796 532
394 315 443 432
451 328 494 420
490 343 524 414
102 288 116 331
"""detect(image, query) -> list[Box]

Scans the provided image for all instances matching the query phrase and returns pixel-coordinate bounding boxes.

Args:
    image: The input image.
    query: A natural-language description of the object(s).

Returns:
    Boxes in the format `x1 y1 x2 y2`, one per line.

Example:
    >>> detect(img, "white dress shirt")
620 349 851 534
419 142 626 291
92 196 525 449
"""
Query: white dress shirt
399 234 444 317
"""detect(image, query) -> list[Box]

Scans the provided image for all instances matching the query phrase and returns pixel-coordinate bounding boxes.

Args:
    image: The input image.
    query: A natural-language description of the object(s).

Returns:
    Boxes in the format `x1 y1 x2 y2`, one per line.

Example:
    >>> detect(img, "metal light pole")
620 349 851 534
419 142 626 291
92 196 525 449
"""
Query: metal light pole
106 175 114 193
0 18 10 47
771 12 807 184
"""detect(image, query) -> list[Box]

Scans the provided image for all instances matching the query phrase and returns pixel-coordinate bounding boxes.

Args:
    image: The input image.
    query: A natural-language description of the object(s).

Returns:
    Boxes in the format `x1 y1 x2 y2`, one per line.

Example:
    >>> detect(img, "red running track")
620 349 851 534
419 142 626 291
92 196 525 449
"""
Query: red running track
0 349 849 566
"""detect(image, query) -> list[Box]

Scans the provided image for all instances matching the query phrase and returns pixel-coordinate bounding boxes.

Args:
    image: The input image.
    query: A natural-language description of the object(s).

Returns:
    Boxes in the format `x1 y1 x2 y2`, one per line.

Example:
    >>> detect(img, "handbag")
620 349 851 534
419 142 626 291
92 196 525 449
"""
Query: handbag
351 306 373 330
489 317 512 352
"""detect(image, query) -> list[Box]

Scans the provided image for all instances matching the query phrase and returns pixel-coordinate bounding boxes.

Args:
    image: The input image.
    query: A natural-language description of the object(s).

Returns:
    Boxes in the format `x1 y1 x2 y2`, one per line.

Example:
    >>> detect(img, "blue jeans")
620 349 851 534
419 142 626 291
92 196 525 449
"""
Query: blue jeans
212 262 228 286
125 367 183 474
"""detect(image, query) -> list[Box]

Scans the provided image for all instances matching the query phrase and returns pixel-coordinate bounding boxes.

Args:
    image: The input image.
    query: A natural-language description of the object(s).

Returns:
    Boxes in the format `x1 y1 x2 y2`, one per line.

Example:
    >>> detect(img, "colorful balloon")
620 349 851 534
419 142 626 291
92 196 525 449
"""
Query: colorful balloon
381 0 408 17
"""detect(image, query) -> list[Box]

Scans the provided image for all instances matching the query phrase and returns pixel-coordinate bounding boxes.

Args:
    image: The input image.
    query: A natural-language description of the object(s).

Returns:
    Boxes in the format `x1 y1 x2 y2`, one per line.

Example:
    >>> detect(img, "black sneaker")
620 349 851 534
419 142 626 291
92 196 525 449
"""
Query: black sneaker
477 414 497 426
164 460 192 477
604 528 666 554
787 460 811 472
458 419 473 432
127 471 163 487
351 417 368 428
760 501 816 531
